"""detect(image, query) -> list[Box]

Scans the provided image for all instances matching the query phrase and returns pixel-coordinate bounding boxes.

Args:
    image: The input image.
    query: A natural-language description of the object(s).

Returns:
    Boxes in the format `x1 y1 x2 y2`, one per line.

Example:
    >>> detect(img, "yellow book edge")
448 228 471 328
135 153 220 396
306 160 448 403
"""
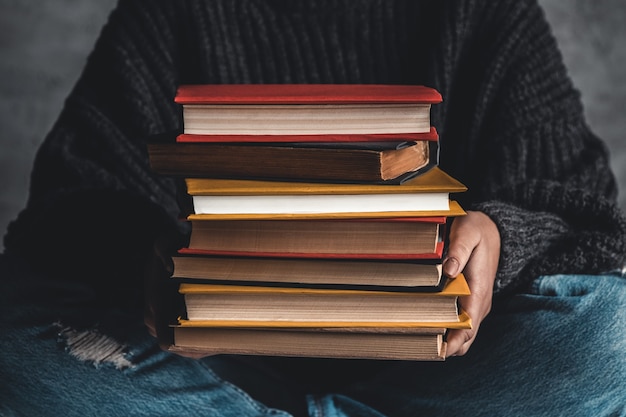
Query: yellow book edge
185 167 468 195
175 310 472 330
178 273 470 297
187 200 466 220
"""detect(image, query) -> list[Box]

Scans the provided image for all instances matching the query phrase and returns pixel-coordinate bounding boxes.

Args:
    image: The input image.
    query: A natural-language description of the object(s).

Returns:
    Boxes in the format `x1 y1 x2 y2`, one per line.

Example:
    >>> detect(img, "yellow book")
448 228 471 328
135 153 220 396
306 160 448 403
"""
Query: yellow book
176 310 472 330
179 274 471 325
170 313 472 361
185 167 467 220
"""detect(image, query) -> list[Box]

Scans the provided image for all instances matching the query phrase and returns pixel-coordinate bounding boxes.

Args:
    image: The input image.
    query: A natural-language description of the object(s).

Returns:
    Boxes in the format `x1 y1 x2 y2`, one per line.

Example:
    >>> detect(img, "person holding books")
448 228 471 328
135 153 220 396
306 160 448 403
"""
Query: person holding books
1 0 625 416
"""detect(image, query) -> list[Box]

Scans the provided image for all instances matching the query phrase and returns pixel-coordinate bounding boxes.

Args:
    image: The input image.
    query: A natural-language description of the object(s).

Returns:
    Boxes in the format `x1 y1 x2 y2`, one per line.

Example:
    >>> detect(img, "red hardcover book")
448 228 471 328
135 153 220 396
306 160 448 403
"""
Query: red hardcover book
179 217 447 260
175 84 442 136
175 84 443 105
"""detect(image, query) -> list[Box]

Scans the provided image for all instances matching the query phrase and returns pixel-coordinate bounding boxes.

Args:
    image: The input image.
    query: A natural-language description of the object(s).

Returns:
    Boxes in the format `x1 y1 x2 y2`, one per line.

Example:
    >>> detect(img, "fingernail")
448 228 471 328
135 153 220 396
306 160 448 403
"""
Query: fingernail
443 257 460 278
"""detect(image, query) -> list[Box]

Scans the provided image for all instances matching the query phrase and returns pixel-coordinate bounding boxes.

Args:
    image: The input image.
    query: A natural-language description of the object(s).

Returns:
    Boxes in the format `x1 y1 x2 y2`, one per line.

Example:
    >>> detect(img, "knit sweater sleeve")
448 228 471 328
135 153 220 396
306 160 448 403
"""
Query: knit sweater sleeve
442 0 626 295
3 0 188 284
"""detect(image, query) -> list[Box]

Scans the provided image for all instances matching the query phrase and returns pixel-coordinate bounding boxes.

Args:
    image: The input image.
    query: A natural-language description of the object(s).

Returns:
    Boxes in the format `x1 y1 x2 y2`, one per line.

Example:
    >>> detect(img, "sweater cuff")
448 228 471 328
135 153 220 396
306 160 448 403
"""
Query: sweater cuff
470 200 570 295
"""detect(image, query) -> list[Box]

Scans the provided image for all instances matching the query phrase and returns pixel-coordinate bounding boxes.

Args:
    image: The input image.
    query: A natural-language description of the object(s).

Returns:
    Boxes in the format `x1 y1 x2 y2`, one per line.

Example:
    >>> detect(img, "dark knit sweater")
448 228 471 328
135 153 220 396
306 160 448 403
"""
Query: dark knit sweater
5 0 626 297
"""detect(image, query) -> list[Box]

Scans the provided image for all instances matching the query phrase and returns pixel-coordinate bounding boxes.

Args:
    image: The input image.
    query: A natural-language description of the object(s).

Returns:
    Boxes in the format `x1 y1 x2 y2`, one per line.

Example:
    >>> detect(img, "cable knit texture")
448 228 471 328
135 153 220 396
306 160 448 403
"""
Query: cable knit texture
4 0 626 296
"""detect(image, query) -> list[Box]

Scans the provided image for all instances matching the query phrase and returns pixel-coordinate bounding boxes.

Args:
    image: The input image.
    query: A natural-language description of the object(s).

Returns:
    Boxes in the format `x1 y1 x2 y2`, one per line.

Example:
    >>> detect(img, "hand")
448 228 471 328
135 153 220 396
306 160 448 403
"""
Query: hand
143 237 208 358
443 211 500 357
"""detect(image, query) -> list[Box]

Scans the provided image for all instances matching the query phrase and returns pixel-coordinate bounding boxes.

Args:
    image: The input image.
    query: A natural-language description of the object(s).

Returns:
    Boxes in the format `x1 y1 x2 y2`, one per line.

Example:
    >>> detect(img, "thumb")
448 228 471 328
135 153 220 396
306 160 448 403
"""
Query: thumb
442 256 462 279
442 217 480 278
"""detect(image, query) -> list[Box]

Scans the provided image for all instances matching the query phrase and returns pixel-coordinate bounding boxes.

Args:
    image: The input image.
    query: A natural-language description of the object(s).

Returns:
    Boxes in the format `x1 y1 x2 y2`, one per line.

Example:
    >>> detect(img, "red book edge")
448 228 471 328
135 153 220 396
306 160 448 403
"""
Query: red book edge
185 216 446 224
175 84 443 105
341 216 445 224
176 127 439 143
178 241 445 260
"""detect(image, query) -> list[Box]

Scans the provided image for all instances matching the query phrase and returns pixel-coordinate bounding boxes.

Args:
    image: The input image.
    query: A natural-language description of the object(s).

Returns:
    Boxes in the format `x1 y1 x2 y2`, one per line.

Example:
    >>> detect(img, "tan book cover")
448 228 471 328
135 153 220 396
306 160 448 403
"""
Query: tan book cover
171 326 449 361
171 255 445 291
185 217 442 257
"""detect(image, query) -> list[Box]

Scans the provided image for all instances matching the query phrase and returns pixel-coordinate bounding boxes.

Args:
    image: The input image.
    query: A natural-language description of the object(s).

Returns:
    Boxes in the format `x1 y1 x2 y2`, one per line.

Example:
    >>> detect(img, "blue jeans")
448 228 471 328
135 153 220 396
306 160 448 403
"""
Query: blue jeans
1 253 625 417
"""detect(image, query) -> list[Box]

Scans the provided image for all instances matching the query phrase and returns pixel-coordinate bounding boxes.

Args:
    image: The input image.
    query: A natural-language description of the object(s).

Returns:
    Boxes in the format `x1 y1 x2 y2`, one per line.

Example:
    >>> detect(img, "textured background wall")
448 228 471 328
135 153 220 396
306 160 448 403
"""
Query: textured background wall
1 1 626 250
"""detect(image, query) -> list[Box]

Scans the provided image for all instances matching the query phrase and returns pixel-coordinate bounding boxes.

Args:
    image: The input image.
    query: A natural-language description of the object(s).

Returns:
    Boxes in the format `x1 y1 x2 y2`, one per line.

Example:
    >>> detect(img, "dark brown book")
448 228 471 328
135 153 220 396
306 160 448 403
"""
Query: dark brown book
148 133 437 183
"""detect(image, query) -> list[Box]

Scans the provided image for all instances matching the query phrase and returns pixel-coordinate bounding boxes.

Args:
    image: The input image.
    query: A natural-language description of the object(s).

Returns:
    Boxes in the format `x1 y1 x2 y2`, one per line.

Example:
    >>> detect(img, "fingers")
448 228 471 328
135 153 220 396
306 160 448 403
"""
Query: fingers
443 211 501 357
446 328 476 357
446 277 491 356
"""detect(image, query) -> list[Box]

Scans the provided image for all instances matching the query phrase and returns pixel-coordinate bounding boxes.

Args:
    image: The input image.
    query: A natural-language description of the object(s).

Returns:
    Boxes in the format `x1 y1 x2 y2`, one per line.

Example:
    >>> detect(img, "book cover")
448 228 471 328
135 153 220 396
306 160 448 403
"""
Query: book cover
176 310 472 330
175 84 442 135
171 326 448 361
148 139 436 182
175 126 439 143
175 84 443 105
177 240 446 260
184 167 467 220
171 254 446 292
184 217 443 258
185 166 465 195
179 274 470 324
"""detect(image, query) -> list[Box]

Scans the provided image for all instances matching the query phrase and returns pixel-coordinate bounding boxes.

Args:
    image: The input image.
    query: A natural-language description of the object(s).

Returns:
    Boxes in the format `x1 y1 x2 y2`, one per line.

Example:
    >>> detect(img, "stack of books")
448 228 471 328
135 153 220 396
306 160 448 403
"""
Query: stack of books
148 84 470 361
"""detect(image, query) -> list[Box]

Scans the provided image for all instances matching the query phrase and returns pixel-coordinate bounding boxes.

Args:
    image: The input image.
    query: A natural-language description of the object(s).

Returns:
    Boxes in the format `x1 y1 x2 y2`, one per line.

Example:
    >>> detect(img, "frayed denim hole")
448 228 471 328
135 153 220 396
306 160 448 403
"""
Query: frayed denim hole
53 321 133 370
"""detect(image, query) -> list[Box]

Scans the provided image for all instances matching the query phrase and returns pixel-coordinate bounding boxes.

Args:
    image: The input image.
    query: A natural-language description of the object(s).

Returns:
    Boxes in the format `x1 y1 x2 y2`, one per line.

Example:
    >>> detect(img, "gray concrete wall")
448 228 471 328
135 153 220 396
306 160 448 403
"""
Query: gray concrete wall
1 1 626 250
0 0 117 250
